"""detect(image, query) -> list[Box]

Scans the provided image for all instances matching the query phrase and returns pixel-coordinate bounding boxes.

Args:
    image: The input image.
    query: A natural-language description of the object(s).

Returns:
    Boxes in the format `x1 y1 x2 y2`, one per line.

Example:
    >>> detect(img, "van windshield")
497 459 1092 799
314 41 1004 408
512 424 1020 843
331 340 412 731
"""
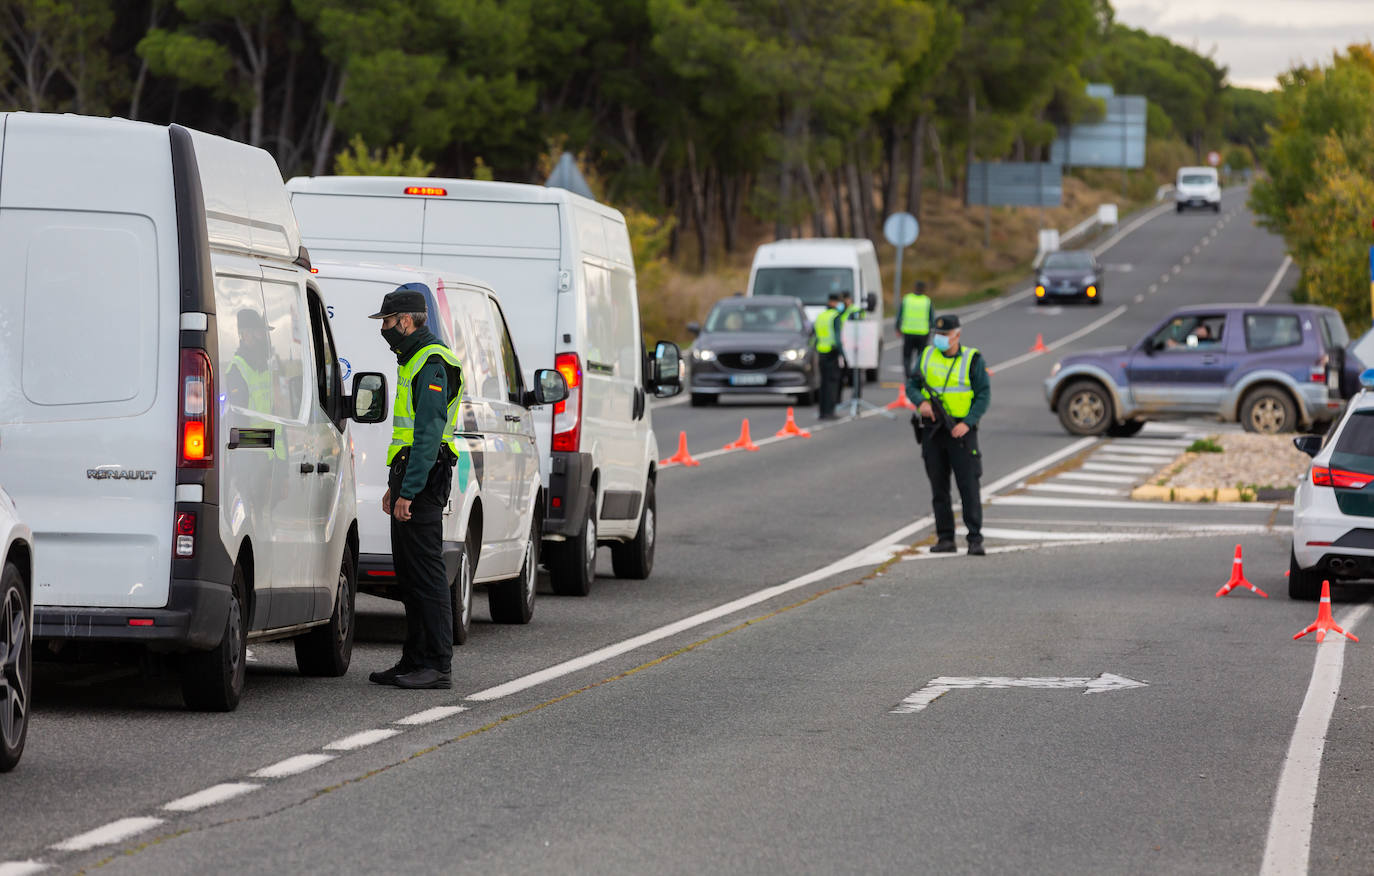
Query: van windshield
1180 174 1214 186
752 267 854 307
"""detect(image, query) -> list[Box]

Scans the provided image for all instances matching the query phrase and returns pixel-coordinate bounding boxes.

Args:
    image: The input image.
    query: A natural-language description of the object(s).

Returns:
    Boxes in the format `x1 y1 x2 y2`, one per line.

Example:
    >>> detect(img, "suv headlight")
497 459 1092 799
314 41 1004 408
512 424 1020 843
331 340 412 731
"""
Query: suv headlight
780 348 807 362
1049 361 1062 378
694 348 715 362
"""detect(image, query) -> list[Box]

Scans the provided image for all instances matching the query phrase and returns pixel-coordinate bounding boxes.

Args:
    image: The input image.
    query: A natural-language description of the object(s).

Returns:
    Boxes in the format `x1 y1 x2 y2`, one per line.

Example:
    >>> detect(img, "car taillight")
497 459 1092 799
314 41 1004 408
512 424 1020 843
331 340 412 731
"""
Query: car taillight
179 349 214 468
1312 353 1329 384
552 352 582 452
1311 466 1371 489
175 511 196 557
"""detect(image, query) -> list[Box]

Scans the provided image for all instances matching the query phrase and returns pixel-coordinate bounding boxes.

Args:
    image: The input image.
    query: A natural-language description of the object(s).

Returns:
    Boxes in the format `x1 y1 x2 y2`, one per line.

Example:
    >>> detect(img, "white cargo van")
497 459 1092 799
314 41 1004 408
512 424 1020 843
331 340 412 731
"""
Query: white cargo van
285 177 682 597
746 238 884 380
313 261 567 636
1175 166 1221 213
0 113 387 711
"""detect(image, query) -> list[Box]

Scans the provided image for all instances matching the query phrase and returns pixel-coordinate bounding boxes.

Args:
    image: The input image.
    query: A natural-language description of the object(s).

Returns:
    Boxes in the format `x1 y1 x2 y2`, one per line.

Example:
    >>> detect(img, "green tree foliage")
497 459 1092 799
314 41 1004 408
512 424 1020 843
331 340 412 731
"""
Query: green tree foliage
0 0 122 113
333 134 434 176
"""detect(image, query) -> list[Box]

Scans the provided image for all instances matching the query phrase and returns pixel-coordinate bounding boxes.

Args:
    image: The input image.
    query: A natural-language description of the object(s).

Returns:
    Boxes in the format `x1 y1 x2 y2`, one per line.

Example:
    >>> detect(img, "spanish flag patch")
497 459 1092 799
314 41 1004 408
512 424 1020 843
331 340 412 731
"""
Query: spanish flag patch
428 384 442 391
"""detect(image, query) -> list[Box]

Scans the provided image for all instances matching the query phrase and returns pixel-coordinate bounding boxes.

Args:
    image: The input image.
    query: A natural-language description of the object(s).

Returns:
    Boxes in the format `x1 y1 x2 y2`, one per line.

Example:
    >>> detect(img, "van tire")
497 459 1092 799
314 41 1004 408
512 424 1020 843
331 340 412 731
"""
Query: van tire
452 532 475 644
612 480 656 580
0 562 31 772
1240 387 1296 434
1289 549 1321 601
489 516 538 624
181 565 248 712
549 504 596 597
294 550 356 677
865 368 878 384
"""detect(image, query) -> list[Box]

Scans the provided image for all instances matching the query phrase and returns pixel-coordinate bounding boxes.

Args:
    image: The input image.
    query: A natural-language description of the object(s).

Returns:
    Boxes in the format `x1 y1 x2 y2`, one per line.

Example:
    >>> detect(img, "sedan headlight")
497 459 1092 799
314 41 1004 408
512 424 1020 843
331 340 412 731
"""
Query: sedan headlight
1082 275 1097 285
694 348 715 362
780 348 808 362
1049 361 1062 378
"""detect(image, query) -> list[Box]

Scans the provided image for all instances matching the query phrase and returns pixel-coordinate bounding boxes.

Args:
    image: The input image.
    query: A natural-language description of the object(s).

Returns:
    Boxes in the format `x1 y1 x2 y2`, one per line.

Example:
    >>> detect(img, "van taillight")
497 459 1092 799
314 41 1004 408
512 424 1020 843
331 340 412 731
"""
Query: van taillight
552 352 582 452
175 511 196 557
179 349 214 468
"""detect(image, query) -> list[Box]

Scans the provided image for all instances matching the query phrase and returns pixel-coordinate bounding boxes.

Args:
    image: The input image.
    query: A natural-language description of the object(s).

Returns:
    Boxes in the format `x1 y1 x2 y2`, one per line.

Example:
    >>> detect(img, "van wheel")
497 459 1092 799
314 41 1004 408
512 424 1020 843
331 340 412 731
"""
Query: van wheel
1175 204 1183 214
1213 203 1221 213
181 565 248 711
490 516 538 624
549 504 596 597
1241 387 1296 434
295 550 356 677
1057 381 1112 436
452 532 475 644
0 562 31 772
612 480 656 580
1289 549 1321 601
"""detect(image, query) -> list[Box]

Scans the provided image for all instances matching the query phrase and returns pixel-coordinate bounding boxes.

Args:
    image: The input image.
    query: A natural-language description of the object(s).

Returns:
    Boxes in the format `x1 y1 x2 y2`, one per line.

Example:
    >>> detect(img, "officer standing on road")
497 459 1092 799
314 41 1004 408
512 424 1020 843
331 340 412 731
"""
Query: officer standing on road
897 281 933 377
907 314 991 556
813 292 847 420
368 284 465 690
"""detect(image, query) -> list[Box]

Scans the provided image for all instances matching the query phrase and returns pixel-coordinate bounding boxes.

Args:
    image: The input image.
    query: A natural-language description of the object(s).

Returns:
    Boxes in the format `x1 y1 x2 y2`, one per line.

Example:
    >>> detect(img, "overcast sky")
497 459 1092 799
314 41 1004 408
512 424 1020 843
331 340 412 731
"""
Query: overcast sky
1114 0 1374 90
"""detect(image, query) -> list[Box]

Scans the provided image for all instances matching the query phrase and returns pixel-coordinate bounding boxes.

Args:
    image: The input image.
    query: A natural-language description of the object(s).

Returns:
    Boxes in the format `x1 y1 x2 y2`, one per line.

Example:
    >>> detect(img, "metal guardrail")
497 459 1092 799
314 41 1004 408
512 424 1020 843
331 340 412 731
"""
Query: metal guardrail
1033 204 1119 267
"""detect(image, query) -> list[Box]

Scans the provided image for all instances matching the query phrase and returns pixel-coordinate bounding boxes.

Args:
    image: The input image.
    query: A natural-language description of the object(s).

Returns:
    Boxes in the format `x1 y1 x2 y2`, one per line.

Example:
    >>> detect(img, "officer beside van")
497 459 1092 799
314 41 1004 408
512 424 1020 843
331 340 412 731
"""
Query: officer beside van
369 285 464 690
813 292 847 420
897 281 933 377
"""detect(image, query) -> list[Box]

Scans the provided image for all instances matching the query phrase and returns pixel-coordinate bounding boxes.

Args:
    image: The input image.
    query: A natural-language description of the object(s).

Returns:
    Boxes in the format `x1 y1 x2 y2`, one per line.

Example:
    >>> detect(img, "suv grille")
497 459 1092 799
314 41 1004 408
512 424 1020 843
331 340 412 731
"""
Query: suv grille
719 352 778 370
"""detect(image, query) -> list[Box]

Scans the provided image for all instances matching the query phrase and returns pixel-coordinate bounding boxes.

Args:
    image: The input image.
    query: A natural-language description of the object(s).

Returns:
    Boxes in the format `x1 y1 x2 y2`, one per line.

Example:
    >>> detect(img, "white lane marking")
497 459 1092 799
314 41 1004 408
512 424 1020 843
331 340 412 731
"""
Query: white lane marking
1172 265 1182 275
0 862 50 875
1261 604 1372 876
1193 245 1202 254
1182 254 1192 264
1081 462 1155 474
1257 255 1294 306
323 729 401 751
1149 284 1158 293
892 673 1147 714
251 753 337 779
989 305 1128 373
1091 454 1168 466
394 705 469 725
1103 443 1186 454
1091 202 1175 256
990 495 1284 511
1057 471 1139 484
51 817 165 852
1161 273 1171 283
1134 294 1144 303
470 437 1099 702
976 527 1129 542
1025 482 1127 496
1200 237 1210 246
163 783 260 813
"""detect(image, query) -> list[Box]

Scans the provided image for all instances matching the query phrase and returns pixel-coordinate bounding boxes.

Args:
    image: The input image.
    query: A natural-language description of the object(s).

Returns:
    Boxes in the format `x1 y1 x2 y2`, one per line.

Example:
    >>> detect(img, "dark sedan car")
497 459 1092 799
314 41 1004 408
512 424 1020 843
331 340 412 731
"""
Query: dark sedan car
1034 249 1103 305
687 296 818 406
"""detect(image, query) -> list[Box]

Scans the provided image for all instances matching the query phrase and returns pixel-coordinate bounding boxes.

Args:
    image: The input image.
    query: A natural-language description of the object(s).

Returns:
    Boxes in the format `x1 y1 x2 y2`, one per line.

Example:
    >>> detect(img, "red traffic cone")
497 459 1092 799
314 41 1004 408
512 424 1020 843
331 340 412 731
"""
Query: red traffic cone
885 387 917 411
1215 544 1268 598
1293 580 1358 643
1030 333 1048 353
660 431 700 467
724 419 760 451
775 407 812 438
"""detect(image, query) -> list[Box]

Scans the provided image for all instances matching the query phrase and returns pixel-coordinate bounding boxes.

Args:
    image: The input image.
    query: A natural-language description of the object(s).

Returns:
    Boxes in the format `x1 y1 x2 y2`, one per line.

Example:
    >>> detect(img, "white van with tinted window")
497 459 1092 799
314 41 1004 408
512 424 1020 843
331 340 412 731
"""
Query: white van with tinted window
313 261 566 638
747 238 884 381
1175 166 1221 213
285 177 682 597
0 113 387 711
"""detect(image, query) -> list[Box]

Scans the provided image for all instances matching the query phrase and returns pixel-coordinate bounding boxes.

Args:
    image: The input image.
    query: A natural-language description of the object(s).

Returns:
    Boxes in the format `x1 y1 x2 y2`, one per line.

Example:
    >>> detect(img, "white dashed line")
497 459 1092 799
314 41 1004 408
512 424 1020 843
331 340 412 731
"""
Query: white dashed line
51 817 165 852
1257 255 1294 306
1081 462 1155 474
1200 237 1210 246
1192 245 1201 254
251 753 337 779
394 705 469 726
1149 284 1158 293
1172 264 1182 274
163 783 260 813
1024 482 1127 496
1134 294 1144 303
323 729 401 751
0 862 50 875
1182 254 1191 264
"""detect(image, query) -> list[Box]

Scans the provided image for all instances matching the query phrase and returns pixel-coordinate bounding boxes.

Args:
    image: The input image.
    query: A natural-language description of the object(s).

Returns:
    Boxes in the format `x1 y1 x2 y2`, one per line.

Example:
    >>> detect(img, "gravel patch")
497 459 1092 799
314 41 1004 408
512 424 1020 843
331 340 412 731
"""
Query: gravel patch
1154 432 1311 492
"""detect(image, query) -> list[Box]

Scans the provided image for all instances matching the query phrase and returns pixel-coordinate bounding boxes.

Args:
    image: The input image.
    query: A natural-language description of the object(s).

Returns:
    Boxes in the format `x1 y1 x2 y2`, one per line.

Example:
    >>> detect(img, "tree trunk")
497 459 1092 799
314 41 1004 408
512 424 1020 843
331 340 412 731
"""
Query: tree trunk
801 158 828 237
311 68 348 176
720 173 740 253
929 120 947 194
883 125 902 220
129 1 164 120
685 139 710 272
964 87 977 206
846 160 864 240
857 145 877 245
826 166 847 237
908 114 928 221
274 20 301 170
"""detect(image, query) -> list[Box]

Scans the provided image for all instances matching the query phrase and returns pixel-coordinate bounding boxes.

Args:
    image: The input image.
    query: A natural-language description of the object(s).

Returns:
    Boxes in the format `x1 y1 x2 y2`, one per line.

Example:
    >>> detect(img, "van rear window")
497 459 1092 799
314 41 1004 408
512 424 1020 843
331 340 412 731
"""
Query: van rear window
752 267 854 307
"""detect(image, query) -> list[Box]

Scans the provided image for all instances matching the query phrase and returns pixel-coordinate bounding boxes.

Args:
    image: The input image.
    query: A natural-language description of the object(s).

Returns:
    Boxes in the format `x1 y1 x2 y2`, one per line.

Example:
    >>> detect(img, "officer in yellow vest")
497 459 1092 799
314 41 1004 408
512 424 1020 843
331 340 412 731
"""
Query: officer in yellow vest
368 285 464 689
226 309 273 412
813 292 848 420
906 314 991 555
897 280 934 377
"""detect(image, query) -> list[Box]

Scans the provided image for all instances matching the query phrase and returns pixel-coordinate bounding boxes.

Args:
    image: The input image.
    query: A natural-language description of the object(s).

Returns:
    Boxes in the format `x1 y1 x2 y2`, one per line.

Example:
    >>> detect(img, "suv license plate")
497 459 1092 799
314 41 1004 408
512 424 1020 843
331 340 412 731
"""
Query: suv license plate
730 374 768 386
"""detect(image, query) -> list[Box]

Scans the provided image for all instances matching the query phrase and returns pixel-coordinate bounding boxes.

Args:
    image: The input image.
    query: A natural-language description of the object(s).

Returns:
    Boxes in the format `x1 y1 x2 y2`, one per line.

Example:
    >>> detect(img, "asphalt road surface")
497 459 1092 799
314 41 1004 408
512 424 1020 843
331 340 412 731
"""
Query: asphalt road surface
7 189 1370 876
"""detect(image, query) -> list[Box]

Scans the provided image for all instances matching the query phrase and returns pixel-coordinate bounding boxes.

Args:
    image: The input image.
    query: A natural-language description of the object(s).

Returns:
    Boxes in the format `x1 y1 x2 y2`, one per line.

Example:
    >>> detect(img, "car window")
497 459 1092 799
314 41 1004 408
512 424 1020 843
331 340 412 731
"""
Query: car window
706 303 806 333
1150 314 1226 352
1331 412 1374 474
1351 329 1374 369
306 290 342 423
1042 251 1093 270
1323 313 1350 349
1244 313 1302 352
459 290 505 401
1180 174 1214 186
489 296 524 403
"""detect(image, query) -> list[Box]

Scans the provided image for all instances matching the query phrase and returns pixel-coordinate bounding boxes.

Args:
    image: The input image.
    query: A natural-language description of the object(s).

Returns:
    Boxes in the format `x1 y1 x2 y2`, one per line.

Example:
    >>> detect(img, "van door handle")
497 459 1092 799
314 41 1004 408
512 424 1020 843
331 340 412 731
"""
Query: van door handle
316 462 331 474
300 461 316 474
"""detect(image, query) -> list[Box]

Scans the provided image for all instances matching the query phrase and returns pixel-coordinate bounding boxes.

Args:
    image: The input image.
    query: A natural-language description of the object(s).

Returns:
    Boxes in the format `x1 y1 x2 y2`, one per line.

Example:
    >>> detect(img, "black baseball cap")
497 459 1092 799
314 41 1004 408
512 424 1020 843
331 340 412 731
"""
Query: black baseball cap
934 314 960 331
368 283 430 319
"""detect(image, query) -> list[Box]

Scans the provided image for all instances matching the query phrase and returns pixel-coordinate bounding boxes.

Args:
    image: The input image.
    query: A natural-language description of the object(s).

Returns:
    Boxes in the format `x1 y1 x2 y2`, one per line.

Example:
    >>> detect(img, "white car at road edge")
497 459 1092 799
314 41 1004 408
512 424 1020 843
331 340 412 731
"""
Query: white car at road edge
0 485 33 772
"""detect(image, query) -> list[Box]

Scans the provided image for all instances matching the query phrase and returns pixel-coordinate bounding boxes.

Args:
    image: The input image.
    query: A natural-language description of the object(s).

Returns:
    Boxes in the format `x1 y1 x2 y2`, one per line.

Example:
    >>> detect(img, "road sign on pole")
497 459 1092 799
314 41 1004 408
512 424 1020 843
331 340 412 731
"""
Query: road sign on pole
883 212 920 324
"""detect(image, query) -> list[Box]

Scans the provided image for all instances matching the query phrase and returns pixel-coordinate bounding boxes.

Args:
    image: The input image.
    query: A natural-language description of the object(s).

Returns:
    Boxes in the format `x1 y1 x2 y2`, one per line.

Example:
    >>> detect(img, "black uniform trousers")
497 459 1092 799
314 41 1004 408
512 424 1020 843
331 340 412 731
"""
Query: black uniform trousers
902 333 929 377
818 349 843 418
922 426 983 542
388 449 455 673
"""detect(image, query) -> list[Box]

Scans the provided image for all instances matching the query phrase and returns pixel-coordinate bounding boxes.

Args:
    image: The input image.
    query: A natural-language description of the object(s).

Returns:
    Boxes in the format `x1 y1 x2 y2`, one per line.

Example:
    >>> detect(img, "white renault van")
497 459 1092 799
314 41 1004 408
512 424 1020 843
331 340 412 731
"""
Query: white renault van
1175 166 1221 213
746 238 884 381
313 261 567 636
0 484 33 771
0 113 387 711
285 177 682 597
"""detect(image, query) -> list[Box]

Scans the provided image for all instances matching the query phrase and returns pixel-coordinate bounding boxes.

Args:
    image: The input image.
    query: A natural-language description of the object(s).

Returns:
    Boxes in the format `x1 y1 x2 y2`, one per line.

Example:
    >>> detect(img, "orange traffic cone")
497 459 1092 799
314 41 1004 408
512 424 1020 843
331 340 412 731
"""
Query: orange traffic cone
775 407 812 438
660 431 700 467
1215 544 1268 598
1293 580 1358 643
1030 333 1048 353
885 387 917 411
724 419 760 451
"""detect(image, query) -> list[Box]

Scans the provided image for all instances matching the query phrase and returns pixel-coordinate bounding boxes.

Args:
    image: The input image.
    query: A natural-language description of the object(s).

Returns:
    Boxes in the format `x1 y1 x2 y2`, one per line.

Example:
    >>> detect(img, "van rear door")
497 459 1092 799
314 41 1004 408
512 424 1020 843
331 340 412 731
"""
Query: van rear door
0 115 180 609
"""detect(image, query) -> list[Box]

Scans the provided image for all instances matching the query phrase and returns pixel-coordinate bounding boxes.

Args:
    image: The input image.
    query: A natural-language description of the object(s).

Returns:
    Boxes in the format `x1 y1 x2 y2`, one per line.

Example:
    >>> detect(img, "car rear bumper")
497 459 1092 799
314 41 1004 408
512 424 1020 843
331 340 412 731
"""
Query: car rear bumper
35 577 230 650
358 546 462 599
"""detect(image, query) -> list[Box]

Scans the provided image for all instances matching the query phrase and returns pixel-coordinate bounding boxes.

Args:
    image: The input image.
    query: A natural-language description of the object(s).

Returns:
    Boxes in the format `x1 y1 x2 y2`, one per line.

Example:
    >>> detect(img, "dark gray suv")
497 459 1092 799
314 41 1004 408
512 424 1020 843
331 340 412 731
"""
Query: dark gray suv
687 296 818 406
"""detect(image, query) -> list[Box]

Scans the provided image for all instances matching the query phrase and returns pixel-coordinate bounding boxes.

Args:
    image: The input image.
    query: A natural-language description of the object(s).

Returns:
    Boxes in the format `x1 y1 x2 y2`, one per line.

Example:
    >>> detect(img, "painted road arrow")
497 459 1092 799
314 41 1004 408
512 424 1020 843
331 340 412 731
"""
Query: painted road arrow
890 673 1147 715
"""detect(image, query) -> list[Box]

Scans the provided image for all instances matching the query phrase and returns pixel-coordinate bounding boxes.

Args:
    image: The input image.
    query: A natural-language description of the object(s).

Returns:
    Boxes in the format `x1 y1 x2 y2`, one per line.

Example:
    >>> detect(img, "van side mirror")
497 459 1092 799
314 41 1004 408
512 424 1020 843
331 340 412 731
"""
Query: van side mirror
648 340 682 398
686 321 701 336
527 368 568 407
866 292 877 313
1293 434 1322 458
350 372 388 424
